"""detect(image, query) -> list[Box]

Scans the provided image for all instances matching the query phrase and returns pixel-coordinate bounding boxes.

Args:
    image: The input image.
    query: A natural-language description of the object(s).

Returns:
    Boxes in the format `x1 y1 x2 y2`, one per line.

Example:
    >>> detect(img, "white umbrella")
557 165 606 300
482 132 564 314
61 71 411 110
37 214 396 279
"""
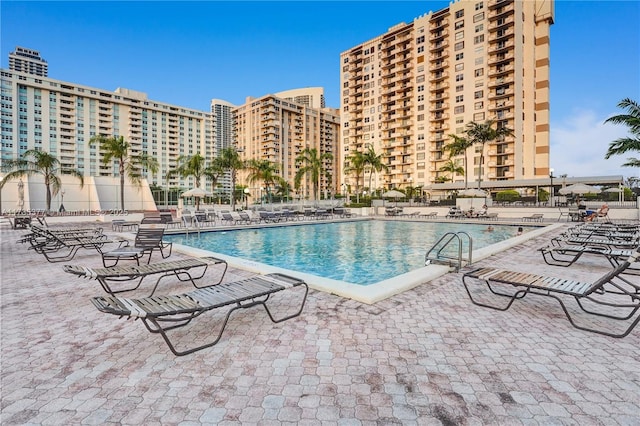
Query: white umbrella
180 187 212 198
558 183 601 195
603 187 622 193
181 187 212 210
382 189 405 208
382 189 405 198
459 188 487 197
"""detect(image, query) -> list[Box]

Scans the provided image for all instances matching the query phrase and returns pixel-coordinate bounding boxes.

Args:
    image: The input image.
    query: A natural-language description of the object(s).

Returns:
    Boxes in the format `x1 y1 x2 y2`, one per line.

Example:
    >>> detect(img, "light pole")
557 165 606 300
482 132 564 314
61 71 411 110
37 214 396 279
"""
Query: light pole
244 187 250 210
549 168 555 207
59 190 66 212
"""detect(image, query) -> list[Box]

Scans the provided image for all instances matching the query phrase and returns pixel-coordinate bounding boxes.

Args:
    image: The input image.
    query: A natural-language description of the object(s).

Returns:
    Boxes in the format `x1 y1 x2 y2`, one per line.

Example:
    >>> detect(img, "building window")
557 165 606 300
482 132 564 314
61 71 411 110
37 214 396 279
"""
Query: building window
474 90 484 99
416 35 425 43
417 114 424 121
456 85 464 92
455 63 464 71
456 74 464 81
455 31 464 40
474 112 485 121
455 10 464 18
417 46 425 53
454 106 465 114
455 41 464 51
474 68 484 77
475 57 484 65
474 35 484 44
475 24 484 33
455 20 464 29
473 12 485 22
474 101 484 110
456 95 464 103
475 2 483 10
455 53 464 61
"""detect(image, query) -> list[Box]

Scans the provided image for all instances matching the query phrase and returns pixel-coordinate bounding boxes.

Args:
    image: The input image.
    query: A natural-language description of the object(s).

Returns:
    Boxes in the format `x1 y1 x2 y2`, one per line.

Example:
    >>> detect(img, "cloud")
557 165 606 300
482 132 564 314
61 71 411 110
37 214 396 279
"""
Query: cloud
550 109 639 179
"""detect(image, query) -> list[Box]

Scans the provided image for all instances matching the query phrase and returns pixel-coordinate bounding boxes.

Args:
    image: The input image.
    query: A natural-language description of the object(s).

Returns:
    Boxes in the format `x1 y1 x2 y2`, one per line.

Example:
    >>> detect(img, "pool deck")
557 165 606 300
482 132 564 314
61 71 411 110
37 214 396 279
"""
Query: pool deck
1 219 639 424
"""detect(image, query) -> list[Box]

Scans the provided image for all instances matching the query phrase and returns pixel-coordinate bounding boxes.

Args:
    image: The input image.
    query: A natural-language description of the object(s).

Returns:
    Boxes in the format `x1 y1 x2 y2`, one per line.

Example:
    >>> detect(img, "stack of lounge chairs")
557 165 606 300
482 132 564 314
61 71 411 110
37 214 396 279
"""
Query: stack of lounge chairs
461 221 640 338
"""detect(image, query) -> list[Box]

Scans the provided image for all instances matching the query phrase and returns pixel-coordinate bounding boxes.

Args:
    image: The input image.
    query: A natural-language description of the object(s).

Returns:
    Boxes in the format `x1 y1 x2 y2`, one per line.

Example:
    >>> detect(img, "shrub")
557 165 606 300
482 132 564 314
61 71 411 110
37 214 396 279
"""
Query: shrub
496 190 521 202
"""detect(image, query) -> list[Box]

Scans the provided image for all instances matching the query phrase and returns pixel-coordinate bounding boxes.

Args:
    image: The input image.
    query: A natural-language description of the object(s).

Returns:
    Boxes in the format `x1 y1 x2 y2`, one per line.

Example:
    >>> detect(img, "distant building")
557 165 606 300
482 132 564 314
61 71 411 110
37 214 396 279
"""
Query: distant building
0 70 215 194
340 0 554 194
275 87 326 109
233 90 340 200
210 99 237 198
8 47 48 77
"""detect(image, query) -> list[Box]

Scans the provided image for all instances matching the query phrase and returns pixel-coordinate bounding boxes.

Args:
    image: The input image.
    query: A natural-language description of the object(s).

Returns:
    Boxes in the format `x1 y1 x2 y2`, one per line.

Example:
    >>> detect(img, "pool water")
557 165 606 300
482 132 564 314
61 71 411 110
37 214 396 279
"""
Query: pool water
166 220 528 285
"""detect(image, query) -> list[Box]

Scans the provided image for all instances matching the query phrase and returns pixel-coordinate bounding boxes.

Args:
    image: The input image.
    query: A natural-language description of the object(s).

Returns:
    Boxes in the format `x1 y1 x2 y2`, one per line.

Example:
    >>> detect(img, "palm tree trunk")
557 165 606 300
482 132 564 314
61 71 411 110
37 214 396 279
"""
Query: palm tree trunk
463 157 468 189
120 174 125 211
477 151 484 189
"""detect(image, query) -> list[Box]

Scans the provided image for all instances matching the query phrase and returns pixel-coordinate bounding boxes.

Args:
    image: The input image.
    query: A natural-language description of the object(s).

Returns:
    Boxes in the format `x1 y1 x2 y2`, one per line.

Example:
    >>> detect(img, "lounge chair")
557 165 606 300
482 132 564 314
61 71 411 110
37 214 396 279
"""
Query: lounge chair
27 227 113 263
101 226 173 267
550 234 639 250
540 244 640 274
462 248 640 338
64 256 228 296
421 212 438 219
92 272 309 356
522 213 544 222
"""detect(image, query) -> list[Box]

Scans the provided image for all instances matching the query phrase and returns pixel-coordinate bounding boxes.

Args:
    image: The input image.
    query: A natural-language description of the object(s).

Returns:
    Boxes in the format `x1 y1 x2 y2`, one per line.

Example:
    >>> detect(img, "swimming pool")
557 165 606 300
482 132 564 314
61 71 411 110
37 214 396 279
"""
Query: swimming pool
166 220 529 285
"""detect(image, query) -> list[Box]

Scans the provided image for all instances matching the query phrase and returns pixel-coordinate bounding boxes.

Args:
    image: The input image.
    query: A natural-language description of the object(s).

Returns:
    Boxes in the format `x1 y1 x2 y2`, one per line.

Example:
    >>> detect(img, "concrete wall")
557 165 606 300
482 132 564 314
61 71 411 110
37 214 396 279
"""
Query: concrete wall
0 175 157 213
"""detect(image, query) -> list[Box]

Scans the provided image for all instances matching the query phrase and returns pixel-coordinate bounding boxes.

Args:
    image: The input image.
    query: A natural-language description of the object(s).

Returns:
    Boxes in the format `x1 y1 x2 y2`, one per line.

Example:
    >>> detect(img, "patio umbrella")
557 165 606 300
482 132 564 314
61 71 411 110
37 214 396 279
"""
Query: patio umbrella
459 188 487 197
558 183 601 196
603 187 622 193
180 187 212 210
382 189 405 207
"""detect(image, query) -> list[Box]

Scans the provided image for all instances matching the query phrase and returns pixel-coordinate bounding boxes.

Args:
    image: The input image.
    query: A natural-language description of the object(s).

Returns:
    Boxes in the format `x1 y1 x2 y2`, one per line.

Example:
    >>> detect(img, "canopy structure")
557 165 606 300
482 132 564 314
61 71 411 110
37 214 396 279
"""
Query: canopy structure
558 183 601 196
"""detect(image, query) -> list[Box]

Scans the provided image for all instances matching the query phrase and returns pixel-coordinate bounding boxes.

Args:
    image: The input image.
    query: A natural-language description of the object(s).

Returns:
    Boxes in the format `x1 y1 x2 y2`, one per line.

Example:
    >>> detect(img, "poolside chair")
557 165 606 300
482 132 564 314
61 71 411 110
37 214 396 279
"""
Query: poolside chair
92 272 309 356
462 248 640 338
101 225 173 267
421 212 438 219
539 244 640 274
550 234 639 250
64 256 228 296
27 227 113 263
522 213 544 222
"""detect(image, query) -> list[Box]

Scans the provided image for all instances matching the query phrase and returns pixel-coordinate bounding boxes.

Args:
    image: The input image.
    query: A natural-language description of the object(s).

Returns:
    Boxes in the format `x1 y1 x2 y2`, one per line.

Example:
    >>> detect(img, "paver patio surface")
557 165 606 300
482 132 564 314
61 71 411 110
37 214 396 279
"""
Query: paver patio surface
1 221 639 425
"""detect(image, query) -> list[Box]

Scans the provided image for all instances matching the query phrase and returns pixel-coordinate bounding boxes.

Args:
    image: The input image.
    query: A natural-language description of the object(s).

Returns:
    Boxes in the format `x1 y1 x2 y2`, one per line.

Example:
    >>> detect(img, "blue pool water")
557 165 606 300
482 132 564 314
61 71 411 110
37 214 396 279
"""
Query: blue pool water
166 220 529 285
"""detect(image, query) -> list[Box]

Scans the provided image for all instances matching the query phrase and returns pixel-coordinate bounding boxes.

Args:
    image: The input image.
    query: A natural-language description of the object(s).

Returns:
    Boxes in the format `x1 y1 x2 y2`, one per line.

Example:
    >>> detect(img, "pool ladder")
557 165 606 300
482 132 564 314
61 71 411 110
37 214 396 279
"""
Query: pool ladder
424 232 472 272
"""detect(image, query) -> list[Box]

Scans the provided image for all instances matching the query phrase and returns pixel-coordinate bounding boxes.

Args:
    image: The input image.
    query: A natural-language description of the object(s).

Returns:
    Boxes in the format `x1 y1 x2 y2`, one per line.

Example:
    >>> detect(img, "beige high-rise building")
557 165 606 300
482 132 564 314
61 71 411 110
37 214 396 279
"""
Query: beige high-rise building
339 0 554 194
233 90 340 201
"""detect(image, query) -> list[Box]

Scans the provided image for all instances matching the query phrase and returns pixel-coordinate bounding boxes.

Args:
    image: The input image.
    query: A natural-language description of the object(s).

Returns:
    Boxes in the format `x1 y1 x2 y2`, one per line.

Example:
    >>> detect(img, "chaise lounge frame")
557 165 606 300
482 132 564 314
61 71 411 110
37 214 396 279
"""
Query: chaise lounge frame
462 249 640 338
101 226 173 267
64 256 228 296
540 244 640 275
92 273 309 356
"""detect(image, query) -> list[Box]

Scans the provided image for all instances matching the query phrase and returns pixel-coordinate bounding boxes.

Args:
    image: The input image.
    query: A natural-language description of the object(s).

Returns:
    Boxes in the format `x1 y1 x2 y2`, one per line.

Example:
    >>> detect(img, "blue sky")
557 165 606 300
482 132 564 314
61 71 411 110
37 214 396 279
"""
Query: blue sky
2 1 639 180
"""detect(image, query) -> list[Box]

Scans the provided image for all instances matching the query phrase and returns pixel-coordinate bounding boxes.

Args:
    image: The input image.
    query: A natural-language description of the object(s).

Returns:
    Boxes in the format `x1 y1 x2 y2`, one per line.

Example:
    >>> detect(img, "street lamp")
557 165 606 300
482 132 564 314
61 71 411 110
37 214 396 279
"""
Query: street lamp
549 168 555 207
59 190 66 212
244 187 250 210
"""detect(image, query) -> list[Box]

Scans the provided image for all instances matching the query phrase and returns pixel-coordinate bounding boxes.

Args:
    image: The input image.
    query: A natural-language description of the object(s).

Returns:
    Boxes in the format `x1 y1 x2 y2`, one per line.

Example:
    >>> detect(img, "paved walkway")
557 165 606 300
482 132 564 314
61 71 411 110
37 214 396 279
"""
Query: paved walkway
1 221 639 425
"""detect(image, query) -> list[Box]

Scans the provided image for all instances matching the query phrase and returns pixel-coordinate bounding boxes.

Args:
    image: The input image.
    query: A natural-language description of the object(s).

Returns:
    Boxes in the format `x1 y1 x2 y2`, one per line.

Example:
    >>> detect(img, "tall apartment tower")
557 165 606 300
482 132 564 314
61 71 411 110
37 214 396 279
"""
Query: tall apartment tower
8 47 48 77
211 99 236 196
0 70 214 191
339 0 554 192
233 90 340 200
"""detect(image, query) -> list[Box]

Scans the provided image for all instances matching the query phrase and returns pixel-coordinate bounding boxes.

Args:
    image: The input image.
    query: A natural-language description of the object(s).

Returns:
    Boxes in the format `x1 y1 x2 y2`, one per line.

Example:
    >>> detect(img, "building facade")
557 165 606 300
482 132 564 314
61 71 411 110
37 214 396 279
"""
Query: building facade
210 99 236 197
339 0 554 194
8 47 48 77
233 91 340 201
0 70 215 194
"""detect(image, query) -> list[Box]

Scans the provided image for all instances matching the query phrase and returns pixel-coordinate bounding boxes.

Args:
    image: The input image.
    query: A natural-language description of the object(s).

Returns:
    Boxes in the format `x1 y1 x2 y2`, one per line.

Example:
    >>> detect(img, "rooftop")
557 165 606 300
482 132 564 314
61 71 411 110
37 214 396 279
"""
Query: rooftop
1 220 639 424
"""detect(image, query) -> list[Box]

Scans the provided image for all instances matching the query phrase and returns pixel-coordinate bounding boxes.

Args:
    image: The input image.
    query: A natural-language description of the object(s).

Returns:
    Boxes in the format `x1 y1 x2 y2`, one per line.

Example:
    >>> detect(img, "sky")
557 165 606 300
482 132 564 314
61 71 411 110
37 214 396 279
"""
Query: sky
1 0 639 181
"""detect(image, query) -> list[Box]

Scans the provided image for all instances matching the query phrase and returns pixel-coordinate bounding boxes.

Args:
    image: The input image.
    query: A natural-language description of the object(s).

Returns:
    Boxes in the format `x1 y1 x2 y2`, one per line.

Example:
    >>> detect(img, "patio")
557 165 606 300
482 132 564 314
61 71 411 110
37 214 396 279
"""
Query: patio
1 221 639 424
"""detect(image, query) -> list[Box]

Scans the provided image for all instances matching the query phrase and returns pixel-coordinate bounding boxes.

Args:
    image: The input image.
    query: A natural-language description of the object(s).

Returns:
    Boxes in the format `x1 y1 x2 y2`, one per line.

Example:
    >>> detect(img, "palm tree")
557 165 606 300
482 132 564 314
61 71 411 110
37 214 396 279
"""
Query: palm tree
167 154 221 210
439 159 464 178
246 159 283 204
214 147 244 211
0 150 84 212
464 120 513 189
364 145 388 197
294 147 333 202
444 134 472 189
344 151 367 204
604 98 640 168
89 135 158 211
